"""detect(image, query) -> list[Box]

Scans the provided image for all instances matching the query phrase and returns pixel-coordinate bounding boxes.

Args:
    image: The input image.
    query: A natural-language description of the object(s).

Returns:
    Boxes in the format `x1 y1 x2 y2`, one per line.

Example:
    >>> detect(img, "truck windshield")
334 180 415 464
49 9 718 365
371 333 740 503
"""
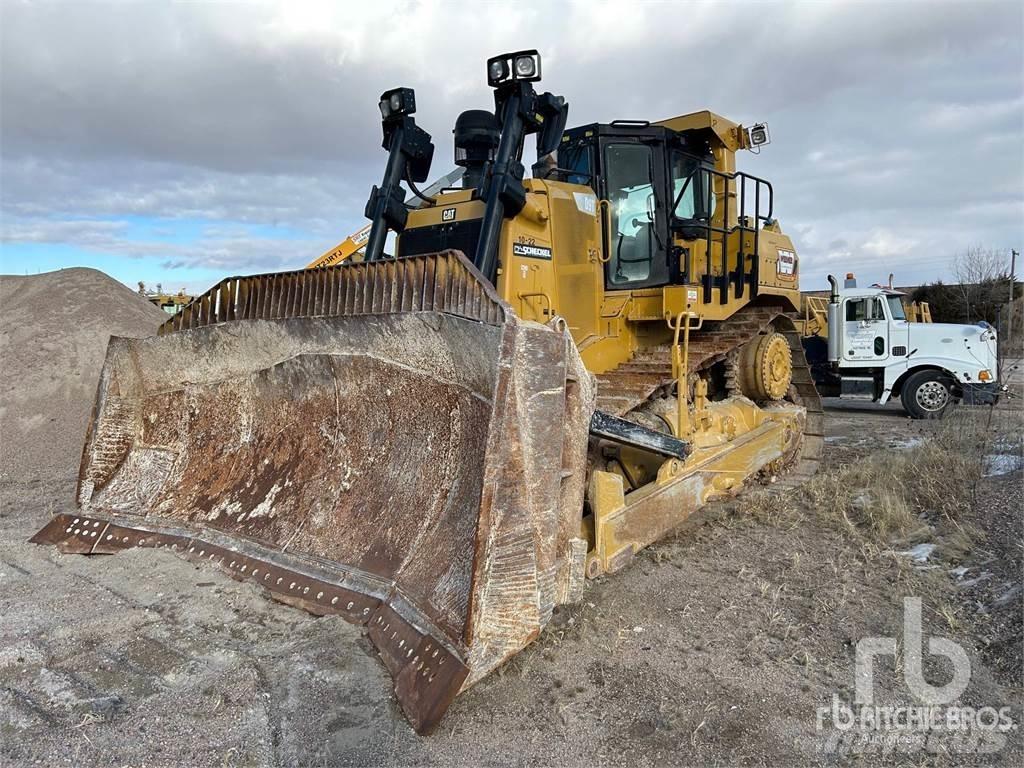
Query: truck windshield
887 296 907 320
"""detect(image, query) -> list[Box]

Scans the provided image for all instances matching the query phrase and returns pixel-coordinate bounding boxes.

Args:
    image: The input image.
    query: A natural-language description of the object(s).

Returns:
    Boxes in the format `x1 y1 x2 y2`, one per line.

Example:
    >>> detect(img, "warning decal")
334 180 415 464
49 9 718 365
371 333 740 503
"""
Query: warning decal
777 249 796 277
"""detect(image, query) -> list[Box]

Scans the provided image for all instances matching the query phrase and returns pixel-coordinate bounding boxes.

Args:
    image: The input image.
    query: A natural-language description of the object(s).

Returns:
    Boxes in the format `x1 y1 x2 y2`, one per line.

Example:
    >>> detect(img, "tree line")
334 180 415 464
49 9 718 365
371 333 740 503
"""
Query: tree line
910 247 1021 325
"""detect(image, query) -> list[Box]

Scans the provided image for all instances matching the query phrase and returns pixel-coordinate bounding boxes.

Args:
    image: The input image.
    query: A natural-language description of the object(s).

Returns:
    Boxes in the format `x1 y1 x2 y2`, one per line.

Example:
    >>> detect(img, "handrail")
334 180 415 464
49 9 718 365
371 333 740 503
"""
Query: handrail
666 309 704 438
518 291 554 320
684 166 773 304
908 300 933 323
803 295 829 336
597 199 613 263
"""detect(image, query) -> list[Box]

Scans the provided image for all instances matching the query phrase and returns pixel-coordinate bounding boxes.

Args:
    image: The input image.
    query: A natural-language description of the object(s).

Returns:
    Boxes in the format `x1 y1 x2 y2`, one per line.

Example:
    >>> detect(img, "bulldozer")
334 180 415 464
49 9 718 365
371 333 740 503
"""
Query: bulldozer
33 50 822 734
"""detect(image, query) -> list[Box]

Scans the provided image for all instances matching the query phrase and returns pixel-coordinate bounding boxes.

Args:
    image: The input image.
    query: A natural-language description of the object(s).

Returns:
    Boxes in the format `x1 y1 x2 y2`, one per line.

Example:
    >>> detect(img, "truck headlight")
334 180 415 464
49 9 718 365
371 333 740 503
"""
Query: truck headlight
979 370 992 382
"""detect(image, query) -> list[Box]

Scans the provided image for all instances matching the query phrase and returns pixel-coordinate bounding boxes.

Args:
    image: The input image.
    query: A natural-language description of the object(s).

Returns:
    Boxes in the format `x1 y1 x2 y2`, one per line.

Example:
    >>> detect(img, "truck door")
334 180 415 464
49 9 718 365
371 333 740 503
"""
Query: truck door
842 296 889 362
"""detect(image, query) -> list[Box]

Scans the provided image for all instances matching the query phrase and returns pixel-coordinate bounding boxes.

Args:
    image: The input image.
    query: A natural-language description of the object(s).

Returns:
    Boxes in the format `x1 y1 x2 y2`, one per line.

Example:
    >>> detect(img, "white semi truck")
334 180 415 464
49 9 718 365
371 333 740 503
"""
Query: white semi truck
801 274 1002 418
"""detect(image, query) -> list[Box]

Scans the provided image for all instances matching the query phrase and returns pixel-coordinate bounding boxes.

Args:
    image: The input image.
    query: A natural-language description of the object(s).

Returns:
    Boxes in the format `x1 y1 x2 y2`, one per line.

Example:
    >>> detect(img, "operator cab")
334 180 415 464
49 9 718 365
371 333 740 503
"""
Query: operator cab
363 48 778 309
555 121 716 291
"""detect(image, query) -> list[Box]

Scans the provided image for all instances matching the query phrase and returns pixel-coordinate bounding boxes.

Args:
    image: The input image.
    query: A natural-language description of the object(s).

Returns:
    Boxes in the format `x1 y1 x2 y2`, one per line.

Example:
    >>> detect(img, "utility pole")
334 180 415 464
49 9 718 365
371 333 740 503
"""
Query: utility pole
1007 249 1017 351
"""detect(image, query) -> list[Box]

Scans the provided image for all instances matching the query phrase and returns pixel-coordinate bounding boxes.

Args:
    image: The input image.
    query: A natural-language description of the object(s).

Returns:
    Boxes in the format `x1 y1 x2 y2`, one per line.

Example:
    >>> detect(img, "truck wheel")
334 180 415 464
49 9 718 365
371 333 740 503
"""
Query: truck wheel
901 370 954 419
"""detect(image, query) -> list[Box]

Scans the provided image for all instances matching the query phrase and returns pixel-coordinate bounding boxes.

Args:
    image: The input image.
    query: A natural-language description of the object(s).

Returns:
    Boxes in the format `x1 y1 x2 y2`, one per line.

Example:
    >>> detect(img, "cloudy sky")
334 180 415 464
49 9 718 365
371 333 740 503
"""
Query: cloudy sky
1 0 1021 293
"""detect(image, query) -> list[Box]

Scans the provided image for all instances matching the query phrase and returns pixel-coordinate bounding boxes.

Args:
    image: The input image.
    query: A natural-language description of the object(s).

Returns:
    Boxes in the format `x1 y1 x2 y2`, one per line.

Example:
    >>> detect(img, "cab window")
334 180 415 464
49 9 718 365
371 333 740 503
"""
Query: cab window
845 298 885 321
670 152 712 220
605 143 658 286
555 143 593 186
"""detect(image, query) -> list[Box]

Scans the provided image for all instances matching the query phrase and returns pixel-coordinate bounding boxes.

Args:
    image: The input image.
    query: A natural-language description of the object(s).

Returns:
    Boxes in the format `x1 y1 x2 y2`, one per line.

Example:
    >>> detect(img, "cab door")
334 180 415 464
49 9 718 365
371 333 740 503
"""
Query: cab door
599 139 671 290
842 296 889 362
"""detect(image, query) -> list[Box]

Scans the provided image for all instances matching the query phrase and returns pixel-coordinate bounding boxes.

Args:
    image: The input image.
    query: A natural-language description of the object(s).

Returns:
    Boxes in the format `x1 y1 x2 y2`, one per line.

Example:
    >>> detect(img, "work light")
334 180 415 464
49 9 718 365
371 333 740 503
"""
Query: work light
488 59 509 83
378 87 416 120
746 123 770 147
486 49 542 86
514 55 536 78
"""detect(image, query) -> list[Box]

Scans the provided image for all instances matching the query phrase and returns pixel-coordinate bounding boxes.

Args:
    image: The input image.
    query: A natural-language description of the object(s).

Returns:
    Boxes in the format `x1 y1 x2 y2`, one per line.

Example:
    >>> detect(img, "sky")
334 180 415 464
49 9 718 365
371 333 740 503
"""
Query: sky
1 0 1022 294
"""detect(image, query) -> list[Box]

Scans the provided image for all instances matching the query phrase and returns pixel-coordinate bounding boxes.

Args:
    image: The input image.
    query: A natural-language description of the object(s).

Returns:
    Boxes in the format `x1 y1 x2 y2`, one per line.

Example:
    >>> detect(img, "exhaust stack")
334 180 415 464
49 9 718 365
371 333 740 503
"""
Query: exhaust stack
827 274 841 362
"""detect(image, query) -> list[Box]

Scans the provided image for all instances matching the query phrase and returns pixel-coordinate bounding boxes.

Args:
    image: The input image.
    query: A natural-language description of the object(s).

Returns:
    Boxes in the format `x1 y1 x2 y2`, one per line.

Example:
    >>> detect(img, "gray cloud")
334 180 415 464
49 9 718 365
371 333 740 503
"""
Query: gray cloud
0 156 368 235
1 0 1022 288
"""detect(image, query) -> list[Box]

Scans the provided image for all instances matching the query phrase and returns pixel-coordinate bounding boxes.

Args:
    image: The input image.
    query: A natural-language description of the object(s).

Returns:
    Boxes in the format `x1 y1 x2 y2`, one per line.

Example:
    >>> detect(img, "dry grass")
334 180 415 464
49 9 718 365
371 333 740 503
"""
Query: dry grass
799 408 1015 552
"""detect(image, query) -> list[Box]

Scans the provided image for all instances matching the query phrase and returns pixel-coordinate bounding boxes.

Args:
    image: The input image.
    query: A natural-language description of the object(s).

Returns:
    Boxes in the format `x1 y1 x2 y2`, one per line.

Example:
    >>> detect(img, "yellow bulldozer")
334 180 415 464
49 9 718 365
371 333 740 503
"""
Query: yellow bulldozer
34 50 822 733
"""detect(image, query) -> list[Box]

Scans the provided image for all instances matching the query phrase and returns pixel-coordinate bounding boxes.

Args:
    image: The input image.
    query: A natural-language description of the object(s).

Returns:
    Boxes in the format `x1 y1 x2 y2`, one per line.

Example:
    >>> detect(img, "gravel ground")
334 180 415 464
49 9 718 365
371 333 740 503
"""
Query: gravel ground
1 271 1021 766
3 407 1020 766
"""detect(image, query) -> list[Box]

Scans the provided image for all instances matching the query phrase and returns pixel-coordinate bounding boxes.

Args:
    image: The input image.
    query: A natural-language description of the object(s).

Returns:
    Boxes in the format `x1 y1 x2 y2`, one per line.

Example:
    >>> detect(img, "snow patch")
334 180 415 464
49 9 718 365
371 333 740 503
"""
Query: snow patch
983 453 1024 477
897 543 936 562
891 436 925 451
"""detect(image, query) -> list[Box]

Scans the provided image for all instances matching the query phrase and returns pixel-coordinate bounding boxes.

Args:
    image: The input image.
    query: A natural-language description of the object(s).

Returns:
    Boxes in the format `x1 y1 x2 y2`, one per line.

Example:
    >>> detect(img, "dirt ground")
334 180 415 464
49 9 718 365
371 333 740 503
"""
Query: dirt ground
0 274 1021 765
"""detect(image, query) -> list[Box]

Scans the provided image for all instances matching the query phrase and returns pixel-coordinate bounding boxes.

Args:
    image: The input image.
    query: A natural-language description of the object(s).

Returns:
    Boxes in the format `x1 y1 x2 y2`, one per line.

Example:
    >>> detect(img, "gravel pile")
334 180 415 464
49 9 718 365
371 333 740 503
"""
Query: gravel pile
0 268 167 494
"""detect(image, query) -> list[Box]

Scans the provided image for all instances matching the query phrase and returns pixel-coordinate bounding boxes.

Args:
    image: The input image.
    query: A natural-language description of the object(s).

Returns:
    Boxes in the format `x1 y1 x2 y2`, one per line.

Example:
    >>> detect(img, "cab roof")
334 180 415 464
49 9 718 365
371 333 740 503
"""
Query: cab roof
561 115 714 155
655 111 746 151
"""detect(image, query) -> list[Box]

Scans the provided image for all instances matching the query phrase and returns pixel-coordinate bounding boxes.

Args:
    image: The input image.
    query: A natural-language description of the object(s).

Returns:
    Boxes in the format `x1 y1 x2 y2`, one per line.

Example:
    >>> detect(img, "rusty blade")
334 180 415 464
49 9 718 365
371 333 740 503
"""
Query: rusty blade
33 252 595 734
30 512 469 733
70 312 496 733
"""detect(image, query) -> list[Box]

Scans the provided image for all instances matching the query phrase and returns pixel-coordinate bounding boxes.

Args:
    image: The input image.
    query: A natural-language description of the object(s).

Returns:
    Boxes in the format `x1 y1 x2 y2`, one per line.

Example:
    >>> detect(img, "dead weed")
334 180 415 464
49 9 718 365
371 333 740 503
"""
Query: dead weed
733 407 1015 563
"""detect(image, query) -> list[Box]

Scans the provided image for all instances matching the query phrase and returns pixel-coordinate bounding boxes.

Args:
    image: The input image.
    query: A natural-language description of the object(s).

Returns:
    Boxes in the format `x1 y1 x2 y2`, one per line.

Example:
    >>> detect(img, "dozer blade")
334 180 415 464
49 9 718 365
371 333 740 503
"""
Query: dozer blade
31 251 595 734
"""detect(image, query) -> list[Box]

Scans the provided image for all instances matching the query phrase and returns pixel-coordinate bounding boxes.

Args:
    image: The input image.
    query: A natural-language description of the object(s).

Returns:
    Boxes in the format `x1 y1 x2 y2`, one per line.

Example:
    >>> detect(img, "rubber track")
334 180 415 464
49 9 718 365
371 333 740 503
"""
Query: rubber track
594 305 824 485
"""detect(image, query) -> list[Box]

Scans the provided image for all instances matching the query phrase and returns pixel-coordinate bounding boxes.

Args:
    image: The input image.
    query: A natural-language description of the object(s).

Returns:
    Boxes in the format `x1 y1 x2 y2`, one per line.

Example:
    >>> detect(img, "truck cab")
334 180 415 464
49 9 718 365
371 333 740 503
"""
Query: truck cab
802 274 1001 418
